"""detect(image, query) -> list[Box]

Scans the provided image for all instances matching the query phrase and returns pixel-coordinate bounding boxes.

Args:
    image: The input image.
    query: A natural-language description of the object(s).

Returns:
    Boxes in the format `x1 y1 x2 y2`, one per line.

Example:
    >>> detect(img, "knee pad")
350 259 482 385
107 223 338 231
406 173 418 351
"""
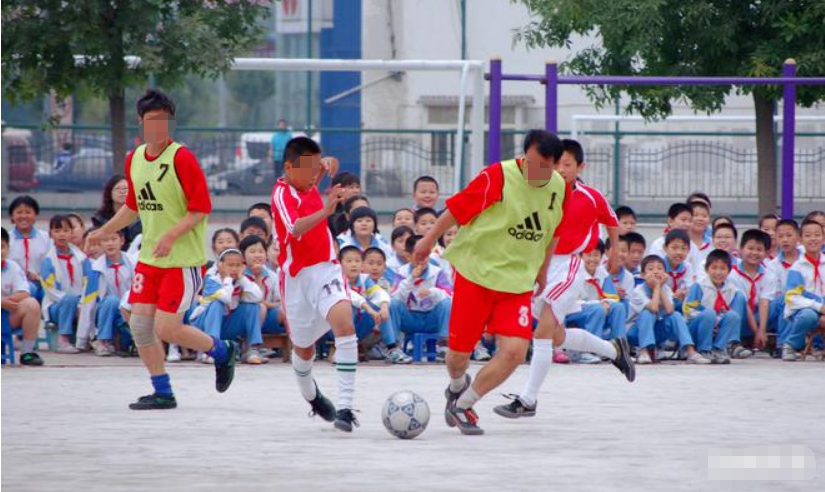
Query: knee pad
130 314 158 347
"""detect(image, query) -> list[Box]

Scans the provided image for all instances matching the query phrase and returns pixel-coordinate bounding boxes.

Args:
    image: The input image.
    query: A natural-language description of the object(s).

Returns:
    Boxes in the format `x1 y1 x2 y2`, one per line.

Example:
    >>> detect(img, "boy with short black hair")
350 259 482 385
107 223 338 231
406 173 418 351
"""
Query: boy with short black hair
662 229 698 313
649 203 703 272
727 229 772 358
1 227 44 365
762 219 801 350
247 202 273 233
606 235 636 303
412 176 439 211
781 219 825 361
711 223 739 260
90 229 137 356
687 191 713 242
7 195 50 301
683 249 744 364
413 207 439 236
614 206 637 235
327 173 362 236
626 255 709 365
689 201 713 265
240 216 270 242
623 232 647 286
759 214 780 259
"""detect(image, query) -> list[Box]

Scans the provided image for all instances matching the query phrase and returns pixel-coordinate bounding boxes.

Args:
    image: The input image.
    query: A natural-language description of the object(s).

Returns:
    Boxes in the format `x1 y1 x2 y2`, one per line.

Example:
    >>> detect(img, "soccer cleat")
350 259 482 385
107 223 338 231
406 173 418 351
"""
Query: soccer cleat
19 352 44 366
610 337 636 382
214 340 240 393
128 393 177 410
446 407 484 435
493 394 536 419
333 409 360 432
444 373 471 427
307 384 337 422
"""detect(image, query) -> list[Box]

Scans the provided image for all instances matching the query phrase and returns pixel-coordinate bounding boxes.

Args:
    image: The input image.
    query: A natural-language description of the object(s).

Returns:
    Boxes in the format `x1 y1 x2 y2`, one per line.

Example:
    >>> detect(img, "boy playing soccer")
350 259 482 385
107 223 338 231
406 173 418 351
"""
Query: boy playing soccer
87 89 237 410
781 218 825 361
413 130 570 435
271 136 361 432
493 138 635 421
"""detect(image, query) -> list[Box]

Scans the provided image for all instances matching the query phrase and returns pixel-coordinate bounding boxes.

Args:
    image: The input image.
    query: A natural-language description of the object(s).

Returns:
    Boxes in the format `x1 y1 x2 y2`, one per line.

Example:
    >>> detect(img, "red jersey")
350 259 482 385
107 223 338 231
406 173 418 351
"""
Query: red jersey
554 182 618 255
271 178 336 277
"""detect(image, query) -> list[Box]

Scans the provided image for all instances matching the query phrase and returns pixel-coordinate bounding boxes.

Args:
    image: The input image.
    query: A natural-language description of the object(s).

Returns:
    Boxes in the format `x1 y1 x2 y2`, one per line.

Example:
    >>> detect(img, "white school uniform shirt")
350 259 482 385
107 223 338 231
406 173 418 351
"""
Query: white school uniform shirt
2 260 30 298
39 243 96 338
763 251 798 300
682 277 741 321
609 267 636 300
190 273 263 320
783 254 825 318
728 263 770 312
91 252 137 300
9 226 51 277
694 241 713 268
626 283 675 326
244 265 280 304
126 234 142 257
663 260 698 294
649 236 703 274
390 262 452 313
579 266 619 306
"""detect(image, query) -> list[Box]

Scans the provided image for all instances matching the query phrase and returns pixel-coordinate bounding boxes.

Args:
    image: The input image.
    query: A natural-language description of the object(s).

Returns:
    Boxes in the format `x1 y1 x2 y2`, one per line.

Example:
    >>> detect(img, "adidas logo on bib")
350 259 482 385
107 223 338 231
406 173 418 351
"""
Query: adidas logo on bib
508 212 544 241
137 182 164 211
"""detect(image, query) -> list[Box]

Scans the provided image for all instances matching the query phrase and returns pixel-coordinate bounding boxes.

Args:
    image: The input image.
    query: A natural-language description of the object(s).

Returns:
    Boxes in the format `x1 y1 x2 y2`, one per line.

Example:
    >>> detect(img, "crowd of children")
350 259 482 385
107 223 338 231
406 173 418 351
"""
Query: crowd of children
3 169 824 367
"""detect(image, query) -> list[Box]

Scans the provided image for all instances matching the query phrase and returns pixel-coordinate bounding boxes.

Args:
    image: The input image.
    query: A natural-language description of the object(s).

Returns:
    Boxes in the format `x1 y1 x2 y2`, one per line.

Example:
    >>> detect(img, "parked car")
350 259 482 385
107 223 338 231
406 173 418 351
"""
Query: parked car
2 128 38 191
37 147 113 192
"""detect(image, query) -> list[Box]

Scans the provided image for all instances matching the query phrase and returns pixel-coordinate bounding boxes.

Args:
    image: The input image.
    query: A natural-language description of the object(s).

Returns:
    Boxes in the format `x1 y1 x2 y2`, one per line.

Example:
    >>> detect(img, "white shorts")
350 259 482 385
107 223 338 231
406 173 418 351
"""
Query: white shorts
280 262 351 348
533 254 585 323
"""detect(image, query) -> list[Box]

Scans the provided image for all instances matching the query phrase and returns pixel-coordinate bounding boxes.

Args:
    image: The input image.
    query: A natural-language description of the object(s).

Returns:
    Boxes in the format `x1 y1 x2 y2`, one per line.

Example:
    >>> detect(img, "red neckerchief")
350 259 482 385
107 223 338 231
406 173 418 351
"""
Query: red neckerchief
668 269 686 291
804 253 823 292
245 272 270 300
586 278 608 300
23 237 31 272
57 253 75 284
1 261 6 269
699 242 711 252
109 262 122 296
733 265 763 310
714 287 730 314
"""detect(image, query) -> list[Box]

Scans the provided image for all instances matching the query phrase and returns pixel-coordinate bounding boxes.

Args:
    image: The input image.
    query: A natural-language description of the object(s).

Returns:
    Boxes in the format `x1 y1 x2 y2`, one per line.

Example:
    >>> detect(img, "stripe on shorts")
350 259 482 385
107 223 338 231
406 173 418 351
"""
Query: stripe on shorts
546 256 581 301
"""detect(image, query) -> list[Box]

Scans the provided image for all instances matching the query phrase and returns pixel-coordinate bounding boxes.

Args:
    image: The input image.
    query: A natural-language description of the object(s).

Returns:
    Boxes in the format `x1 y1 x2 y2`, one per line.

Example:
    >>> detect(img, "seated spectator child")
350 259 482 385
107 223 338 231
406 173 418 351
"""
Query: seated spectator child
67 213 86 249
759 214 780 260
241 236 285 337
606 236 635 304
565 240 627 364
727 229 771 358
363 247 393 292
650 203 704 272
206 227 240 275
8 195 50 301
240 216 270 243
1 227 44 366
83 227 103 260
390 235 453 357
682 249 744 364
412 176 440 211
90 230 136 356
687 191 713 243
387 226 414 276
437 224 459 285
710 223 739 261
762 219 801 349
614 205 637 235
392 208 415 230
712 215 735 230
339 246 411 364
688 201 713 265
781 218 825 361
191 248 265 364
413 207 443 260
247 203 273 233
267 239 280 272
623 232 647 286
333 195 372 239
40 215 97 354
626 255 709 365
337 207 392 257
327 173 362 236
662 229 697 313
802 211 825 253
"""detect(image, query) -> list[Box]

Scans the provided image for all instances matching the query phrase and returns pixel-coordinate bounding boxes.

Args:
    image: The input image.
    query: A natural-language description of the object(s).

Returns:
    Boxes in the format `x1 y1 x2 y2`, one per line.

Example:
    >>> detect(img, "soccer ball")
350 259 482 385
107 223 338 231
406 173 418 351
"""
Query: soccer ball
381 391 430 439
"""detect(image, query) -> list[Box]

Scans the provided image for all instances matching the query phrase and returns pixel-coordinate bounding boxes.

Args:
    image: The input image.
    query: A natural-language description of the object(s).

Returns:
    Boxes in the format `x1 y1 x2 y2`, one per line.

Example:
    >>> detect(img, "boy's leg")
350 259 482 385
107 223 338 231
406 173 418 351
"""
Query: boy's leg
716 311 741 350
327 301 358 411
563 311 586 330
606 303 628 339
633 310 658 349
10 298 41 355
54 295 81 336
262 307 286 334
237 303 263 346
688 310 715 352
581 304 608 338
785 309 821 351
663 312 695 349
389 298 409 345
96 295 121 341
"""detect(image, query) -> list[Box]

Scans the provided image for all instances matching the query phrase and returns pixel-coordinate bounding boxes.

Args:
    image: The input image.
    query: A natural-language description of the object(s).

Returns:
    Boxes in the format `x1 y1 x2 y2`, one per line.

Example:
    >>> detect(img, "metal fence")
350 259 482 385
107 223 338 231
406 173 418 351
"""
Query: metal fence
3 123 823 216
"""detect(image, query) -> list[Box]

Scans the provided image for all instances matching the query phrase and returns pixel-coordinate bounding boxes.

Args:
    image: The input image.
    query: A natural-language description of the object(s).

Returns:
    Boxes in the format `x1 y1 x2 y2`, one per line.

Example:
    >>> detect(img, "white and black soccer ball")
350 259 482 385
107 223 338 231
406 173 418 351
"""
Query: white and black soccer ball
381 391 430 439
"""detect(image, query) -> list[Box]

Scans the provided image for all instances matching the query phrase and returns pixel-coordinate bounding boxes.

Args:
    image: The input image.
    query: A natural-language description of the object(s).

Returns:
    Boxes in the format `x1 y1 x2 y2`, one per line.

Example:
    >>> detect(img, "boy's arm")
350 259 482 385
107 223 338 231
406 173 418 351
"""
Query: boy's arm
682 284 703 319
40 257 66 303
756 298 770 347
604 226 621 274
390 270 416 301
414 210 458 267
660 285 675 314
200 276 233 305
784 270 824 313
644 285 660 313
745 304 758 335
238 276 263 303
282 185 344 239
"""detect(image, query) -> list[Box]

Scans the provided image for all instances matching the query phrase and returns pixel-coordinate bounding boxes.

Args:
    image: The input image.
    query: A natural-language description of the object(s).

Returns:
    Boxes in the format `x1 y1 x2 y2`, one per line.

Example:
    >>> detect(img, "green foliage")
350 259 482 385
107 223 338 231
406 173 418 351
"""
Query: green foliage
513 0 825 118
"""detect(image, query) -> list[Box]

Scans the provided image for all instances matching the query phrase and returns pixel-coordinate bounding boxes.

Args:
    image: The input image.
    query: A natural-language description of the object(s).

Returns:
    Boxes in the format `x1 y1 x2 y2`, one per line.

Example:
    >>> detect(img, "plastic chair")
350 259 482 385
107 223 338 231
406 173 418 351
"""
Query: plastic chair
2 314 16 365
405 332 441 363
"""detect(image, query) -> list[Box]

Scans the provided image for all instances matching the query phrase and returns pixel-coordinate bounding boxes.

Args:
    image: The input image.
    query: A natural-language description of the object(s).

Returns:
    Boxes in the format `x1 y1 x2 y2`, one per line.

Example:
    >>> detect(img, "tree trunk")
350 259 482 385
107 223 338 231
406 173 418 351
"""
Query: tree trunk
753 92 777 216
110 90 127 175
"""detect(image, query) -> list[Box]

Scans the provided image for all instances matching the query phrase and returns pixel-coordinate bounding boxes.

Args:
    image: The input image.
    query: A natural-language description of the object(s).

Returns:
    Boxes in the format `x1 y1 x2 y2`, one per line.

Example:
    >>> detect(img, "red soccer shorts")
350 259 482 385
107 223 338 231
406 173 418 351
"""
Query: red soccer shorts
448 271 533 352
128 262 203 314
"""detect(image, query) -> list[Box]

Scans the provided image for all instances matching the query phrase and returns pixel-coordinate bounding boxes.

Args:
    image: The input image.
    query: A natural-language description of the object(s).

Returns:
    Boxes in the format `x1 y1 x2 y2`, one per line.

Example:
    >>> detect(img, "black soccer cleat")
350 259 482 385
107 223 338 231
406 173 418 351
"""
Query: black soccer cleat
19 352 44 366
214 340 240 393
493 394 537 419
307 384 337 422
446 406 484 435
333 409 360 433
444 373 472 428
611 337 636 382
129 393 177 410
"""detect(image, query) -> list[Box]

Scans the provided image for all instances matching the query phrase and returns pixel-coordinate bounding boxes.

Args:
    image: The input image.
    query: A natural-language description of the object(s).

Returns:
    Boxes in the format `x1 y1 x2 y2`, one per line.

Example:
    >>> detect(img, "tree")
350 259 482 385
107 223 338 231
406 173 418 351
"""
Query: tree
514 0 825 214
2 0 272 173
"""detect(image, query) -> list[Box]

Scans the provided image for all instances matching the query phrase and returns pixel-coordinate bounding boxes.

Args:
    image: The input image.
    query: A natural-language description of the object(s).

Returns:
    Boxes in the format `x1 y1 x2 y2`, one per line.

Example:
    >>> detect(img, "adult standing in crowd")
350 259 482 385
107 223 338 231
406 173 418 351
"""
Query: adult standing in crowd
92 174 142 250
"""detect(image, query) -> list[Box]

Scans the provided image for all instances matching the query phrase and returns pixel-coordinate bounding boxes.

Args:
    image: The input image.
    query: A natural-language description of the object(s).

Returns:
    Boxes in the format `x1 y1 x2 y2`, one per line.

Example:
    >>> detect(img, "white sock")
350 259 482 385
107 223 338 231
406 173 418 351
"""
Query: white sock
449 375 468 393
334 334 358 410
457 385 481 410
21 339 35 353
559 328 617 359
519 339 554 407
291 351 317 401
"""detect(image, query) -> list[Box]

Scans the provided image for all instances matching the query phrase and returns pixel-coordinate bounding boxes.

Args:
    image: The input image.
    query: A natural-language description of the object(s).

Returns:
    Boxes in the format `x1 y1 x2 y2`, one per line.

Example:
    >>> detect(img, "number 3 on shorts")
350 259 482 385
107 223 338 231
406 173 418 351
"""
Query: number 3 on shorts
132 273 145 294
518 305 530 327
